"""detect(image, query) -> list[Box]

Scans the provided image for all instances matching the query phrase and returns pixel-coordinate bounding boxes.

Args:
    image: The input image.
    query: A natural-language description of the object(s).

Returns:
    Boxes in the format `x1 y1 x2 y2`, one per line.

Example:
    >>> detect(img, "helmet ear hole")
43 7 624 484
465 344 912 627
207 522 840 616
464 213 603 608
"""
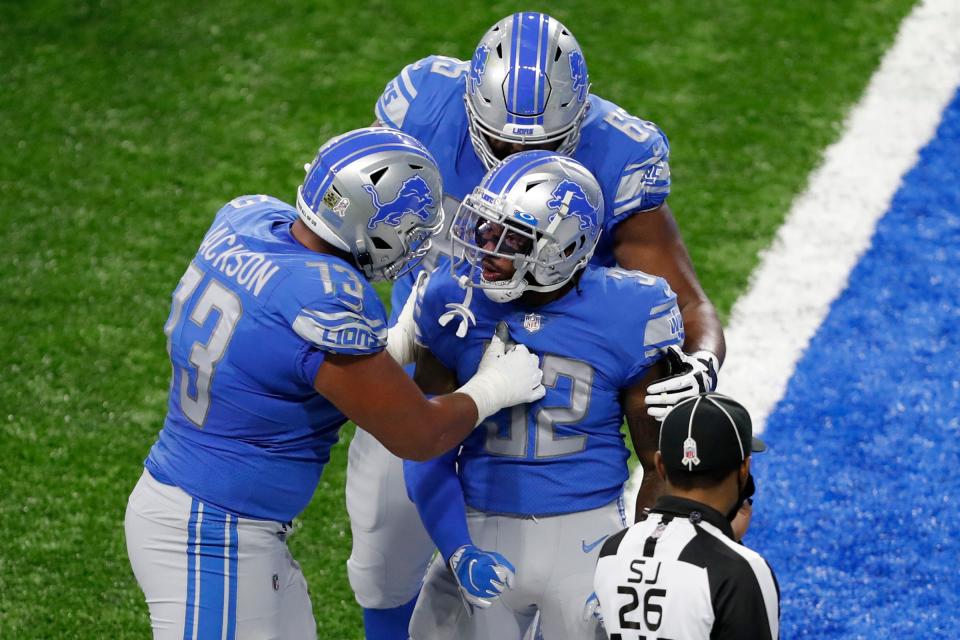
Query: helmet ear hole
371 236 392 250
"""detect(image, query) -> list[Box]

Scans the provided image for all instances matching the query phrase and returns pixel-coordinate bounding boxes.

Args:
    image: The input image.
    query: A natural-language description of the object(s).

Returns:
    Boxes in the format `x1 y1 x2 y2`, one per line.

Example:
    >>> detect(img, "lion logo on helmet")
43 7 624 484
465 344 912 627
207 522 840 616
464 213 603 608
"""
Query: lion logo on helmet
546 179 598 230
364 176 435 230
470 44 490 94
569 50 588 103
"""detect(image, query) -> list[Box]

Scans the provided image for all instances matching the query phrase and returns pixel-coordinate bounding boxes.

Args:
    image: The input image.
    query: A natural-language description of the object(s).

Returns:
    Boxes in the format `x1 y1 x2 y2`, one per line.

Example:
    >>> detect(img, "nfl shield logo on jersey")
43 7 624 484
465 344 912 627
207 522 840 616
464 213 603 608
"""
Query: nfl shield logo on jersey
523 313 541 333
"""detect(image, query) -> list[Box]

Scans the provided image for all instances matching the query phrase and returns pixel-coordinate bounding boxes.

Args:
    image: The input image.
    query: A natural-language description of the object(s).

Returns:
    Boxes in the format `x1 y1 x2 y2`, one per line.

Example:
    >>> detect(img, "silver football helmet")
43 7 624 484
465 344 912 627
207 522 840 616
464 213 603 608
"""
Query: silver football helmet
296 127 444 281
450 150 604 302
465 12 591 169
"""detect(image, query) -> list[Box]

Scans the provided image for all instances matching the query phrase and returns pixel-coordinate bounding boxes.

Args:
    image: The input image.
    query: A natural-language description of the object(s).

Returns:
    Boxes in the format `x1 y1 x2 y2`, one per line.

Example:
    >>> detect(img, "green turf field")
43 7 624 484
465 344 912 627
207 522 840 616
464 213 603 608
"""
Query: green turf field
0 1 915 637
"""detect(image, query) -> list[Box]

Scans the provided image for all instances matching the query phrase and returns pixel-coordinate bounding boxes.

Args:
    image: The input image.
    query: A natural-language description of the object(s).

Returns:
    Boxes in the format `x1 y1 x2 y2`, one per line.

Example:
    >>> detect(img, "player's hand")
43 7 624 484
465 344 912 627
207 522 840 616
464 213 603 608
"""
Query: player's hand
457 324 545 426
582 591 605 631
644 346 719 421
385 271 429 365
477 331 545 407
448 544 516 610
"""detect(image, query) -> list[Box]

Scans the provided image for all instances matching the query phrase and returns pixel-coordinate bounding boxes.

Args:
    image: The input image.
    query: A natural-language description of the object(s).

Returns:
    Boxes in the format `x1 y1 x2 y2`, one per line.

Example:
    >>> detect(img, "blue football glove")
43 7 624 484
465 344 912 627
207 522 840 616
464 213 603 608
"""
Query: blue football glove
448 544 516 610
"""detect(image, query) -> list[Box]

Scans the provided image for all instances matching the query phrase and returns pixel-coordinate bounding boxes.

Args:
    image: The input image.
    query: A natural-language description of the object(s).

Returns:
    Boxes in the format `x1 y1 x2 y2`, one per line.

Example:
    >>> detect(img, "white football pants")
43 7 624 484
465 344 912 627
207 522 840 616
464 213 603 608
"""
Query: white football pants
345 427 436 609
124 469 317 639
409 499 626 640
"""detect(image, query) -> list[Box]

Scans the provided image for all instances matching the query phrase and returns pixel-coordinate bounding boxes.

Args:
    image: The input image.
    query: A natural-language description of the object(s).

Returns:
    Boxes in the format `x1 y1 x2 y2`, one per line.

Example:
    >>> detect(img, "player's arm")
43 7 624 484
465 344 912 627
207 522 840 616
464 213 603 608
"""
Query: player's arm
413 343 458 394
404 451 470 560
404 451 515 609
405 349 470 562
612 202 725 364
623 358 670 519
313 335 541 461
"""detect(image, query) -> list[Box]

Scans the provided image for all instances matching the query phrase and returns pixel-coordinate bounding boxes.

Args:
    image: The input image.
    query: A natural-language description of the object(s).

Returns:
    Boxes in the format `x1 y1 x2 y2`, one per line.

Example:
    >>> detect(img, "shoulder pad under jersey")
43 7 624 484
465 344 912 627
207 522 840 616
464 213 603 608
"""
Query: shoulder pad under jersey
375 55 470 130
578 96 672 225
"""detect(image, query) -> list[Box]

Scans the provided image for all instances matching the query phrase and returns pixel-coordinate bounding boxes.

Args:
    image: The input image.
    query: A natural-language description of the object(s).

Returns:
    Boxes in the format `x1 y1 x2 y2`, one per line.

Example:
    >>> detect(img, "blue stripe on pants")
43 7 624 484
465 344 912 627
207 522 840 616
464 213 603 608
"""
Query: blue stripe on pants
197 505 228 639
226 515 239 640
182 499 200 640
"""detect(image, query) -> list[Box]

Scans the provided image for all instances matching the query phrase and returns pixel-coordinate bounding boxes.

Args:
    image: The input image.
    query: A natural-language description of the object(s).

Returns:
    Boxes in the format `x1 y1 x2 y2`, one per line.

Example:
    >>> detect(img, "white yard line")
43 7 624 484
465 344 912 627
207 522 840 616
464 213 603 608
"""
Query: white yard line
627 0 960 519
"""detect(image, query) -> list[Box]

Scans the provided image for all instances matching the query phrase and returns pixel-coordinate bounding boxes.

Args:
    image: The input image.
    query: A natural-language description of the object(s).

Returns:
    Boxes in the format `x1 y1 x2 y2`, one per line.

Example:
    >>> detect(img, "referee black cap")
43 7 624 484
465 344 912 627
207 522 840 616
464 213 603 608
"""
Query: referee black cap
659 392 766 474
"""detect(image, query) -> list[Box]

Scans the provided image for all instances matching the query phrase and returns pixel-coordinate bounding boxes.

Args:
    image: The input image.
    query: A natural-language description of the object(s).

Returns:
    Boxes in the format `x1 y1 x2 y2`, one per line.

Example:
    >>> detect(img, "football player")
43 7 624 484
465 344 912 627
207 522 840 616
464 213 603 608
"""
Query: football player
405 151 683 639
347 13 721 637
123 128 546 639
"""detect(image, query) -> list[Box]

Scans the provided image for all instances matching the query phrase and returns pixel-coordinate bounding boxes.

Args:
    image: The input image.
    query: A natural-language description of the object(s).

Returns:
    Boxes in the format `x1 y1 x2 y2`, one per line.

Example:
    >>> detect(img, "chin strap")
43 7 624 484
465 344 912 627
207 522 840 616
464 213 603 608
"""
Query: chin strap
439 276 477 338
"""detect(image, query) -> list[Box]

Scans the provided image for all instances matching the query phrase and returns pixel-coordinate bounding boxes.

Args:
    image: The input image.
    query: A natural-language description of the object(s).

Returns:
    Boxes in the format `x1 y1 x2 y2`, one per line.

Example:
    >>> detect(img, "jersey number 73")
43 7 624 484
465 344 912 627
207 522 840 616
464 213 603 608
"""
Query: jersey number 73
163 262 243 427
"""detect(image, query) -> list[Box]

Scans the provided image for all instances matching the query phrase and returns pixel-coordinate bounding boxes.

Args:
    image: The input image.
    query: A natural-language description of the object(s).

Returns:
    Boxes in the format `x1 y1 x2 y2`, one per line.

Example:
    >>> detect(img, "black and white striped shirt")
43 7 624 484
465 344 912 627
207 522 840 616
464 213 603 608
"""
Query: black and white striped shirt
594 496 780 640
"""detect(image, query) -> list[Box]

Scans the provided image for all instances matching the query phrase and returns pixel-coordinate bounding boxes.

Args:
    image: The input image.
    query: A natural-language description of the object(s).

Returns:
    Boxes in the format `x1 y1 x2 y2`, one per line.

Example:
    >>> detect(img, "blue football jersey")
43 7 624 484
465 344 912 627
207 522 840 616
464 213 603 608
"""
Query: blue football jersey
145 195 388 522
376 55 671 265
415 264 684 516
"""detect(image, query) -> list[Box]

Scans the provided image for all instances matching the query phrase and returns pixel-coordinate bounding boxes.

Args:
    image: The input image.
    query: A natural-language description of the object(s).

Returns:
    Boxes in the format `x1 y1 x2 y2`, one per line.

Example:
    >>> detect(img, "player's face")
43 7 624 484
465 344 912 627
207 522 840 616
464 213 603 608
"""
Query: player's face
474 220 532 281
485 135 562 161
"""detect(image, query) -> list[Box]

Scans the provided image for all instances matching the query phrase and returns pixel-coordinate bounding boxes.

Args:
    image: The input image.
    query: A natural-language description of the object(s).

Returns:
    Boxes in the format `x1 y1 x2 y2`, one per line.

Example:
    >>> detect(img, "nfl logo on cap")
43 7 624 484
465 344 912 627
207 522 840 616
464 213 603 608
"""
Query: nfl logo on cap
682 437 700 469
660 393 766 476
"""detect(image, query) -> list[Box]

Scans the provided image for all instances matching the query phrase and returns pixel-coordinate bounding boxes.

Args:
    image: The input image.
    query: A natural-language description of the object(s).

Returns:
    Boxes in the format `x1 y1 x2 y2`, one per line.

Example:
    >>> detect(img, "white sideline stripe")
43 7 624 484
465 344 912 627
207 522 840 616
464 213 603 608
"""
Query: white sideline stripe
627 0 960 520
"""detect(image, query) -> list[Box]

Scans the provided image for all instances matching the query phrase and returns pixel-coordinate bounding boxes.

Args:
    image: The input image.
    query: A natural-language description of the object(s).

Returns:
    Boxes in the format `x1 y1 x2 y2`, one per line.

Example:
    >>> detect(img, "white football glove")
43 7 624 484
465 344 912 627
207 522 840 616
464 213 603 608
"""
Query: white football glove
449 544 516 612
645 346 720 421
456 323 545 426
385 271 429 366
582 591 605 631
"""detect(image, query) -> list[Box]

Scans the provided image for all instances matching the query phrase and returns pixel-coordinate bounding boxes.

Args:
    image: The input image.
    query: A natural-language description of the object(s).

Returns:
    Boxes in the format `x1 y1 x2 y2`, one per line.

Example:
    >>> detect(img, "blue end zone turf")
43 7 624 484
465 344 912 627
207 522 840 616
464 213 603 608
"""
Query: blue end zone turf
750 87 960 639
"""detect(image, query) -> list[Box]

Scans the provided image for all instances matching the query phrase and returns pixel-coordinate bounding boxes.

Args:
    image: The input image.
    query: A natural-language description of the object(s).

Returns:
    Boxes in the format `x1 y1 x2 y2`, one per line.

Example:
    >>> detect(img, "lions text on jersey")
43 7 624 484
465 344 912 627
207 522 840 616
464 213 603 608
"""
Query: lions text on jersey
146 194 388 522
415 262 684 516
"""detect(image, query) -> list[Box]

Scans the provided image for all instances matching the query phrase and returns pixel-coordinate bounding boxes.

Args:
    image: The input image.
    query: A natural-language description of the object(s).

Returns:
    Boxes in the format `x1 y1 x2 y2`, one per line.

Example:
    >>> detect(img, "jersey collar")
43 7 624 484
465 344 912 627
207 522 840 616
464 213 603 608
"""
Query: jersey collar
651 495 735 540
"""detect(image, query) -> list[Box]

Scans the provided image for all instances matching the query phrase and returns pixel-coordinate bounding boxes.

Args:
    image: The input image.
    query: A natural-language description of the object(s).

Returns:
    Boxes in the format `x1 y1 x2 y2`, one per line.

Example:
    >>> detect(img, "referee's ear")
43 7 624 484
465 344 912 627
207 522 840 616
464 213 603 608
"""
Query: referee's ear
654 451 667 482
738 456 751 488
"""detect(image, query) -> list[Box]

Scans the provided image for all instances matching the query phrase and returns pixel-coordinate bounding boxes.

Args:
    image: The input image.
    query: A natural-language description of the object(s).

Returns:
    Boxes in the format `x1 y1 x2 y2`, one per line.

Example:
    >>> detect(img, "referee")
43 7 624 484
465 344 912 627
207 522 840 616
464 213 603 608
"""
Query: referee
593 392 780 639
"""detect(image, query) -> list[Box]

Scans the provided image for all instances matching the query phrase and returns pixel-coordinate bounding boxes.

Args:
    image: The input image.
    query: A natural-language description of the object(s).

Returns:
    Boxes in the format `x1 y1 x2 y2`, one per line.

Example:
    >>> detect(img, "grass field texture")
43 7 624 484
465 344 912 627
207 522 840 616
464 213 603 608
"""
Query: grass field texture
0 1 915 636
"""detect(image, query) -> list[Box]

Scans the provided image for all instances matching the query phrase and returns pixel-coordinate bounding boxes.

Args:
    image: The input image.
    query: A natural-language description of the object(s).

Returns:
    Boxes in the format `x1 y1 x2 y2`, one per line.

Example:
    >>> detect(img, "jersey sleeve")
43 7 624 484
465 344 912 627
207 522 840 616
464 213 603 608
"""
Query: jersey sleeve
711 560 780 640
282 263 389 359
612 269 684 385
403 452 472 562
602 111 672 234
375 56 467 130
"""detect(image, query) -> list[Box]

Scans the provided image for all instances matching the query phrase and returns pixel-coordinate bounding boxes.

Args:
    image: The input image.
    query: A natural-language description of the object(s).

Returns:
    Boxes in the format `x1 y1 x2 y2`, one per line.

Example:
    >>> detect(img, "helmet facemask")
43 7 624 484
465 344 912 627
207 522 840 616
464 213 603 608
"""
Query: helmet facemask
450 185 596 303
368 211 444 281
